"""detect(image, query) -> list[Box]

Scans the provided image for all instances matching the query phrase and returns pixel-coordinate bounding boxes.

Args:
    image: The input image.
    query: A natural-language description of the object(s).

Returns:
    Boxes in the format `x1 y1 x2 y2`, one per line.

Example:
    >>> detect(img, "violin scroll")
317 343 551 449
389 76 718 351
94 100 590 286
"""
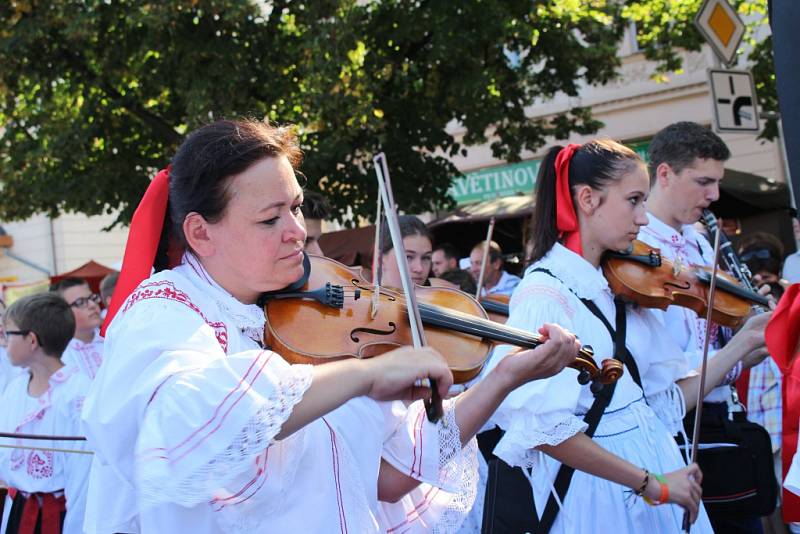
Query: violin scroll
571 344 624 393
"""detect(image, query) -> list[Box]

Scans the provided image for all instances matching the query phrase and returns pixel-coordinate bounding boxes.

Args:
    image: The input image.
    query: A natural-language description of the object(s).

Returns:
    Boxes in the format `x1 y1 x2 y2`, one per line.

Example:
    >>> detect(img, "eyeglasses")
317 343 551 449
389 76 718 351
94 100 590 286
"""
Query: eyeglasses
0 329 30 343
740 249 774 262
69 293 101 309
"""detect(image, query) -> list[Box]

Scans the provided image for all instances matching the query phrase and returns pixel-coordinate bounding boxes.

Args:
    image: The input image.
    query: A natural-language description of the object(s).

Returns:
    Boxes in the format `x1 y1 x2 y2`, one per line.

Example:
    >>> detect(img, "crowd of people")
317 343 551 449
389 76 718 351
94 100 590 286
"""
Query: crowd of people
0 119 797 534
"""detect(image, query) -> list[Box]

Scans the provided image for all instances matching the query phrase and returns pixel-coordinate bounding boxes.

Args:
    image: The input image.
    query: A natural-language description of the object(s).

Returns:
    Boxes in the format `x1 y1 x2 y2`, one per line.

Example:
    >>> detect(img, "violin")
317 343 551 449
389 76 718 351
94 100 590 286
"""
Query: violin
479 293 510 323
263 255 623 389
603 240 770 328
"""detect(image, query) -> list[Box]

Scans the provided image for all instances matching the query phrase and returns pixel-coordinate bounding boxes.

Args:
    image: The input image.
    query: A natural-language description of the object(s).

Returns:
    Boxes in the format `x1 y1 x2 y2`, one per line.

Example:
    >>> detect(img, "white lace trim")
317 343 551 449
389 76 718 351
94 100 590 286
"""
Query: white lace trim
432 400 479 534
180 253 266 338
647 383 687 438
494 414 588 470
137 363 313 509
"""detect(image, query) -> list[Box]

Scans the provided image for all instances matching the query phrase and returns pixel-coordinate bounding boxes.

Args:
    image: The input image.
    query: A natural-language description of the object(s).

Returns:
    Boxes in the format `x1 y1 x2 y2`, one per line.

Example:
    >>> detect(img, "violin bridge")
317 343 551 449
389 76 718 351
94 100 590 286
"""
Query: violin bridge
370 294 380 319
672 256 683 277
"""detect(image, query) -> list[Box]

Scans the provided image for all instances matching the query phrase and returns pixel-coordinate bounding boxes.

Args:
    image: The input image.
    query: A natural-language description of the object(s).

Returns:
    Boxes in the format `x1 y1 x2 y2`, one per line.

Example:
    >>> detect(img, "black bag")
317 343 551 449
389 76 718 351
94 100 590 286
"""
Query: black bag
677 408 777 517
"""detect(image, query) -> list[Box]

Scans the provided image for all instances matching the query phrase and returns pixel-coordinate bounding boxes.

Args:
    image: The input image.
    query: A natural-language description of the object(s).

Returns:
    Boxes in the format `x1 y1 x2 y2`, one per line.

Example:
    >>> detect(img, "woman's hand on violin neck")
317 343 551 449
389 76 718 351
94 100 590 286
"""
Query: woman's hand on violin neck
735 311 772 369
756 283 779 310
363 346 454 402
659 463 703 524
494 323 581 391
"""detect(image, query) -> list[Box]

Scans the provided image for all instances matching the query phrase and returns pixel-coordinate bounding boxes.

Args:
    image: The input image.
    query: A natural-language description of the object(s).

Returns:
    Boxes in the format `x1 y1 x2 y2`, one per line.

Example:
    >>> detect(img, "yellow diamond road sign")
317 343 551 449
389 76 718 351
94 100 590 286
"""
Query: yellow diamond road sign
695 0 745 66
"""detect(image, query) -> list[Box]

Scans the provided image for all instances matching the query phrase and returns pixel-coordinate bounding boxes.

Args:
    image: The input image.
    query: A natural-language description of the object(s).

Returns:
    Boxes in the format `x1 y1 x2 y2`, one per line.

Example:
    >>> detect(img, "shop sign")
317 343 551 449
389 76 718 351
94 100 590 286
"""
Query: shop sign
448 160 540 204
449 141 651 205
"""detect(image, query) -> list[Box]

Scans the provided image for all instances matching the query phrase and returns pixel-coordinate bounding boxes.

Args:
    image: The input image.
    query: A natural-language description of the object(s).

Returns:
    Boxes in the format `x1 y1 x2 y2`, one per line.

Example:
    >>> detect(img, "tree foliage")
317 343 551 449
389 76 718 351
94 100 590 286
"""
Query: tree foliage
0 0 775 227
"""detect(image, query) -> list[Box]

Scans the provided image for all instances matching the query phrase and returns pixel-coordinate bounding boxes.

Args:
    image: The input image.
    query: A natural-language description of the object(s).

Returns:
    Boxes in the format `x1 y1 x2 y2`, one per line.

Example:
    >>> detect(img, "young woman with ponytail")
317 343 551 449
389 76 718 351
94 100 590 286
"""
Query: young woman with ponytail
480 139 770 532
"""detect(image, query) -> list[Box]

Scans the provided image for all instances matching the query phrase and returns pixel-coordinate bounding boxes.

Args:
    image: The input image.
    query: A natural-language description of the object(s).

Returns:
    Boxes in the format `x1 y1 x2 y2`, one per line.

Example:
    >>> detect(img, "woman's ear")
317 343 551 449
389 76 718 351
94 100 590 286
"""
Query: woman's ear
183 212 215 257
574 185 601 216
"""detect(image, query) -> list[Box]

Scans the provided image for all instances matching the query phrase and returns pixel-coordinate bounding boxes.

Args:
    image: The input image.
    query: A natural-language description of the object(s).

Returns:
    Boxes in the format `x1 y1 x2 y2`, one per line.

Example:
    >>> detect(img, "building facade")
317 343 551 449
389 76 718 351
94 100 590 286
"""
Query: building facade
446 43 786 207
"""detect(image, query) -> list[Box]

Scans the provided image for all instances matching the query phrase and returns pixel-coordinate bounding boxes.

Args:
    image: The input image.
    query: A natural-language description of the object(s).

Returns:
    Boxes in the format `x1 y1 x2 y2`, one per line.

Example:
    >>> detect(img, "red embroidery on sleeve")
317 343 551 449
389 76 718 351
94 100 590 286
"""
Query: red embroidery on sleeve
124 280 229 352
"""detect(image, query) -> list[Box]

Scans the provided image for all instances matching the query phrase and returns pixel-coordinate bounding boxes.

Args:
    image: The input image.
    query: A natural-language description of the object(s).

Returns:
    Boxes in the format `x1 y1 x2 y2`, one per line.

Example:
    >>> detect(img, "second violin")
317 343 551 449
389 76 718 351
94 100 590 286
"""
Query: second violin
603 240 770 327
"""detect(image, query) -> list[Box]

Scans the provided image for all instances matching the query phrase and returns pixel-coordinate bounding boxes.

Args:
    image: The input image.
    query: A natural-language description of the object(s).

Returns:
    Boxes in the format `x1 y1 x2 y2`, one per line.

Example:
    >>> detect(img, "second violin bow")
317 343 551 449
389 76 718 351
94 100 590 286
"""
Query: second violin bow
682 218 724 532
474 217 496 300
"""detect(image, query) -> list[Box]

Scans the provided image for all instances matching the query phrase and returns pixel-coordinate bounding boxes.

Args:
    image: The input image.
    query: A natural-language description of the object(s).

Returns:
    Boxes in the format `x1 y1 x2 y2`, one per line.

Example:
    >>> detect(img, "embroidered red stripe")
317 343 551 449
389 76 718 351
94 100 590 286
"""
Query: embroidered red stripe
386 486 441 532
211 448 270 510
137 351 272 461
171 353 273 463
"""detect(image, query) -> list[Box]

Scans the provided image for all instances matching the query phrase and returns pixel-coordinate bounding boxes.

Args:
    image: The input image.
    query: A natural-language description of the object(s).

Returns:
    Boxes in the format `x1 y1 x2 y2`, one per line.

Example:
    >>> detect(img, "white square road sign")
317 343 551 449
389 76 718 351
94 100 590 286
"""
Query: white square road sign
708 69 760 133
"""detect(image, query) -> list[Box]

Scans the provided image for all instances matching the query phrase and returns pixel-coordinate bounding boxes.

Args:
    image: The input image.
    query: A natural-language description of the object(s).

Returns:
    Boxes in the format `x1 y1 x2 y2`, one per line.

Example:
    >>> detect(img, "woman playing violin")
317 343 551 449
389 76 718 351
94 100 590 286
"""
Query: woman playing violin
484 139 768 533
81 119 583 534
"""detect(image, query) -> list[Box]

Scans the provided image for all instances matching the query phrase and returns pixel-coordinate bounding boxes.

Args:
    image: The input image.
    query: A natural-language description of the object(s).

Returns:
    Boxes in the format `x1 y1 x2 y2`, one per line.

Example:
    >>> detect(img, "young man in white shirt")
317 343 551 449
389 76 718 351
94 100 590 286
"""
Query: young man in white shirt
640 121 772 534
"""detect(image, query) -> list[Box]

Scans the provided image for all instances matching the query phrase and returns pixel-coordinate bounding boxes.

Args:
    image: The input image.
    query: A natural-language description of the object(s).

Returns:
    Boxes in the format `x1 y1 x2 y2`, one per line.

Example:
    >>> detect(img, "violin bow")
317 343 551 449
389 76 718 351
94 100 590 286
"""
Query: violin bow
373 152 444 423
0 431 91 455
474 217 496 300
682 218 724 532
370 186 384 319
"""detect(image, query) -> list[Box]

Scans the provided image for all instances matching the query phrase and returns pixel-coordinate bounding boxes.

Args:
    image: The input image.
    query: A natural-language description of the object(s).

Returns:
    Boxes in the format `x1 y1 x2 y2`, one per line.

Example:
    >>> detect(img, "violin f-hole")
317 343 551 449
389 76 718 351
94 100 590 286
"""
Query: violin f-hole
663 280 692 291
350 322 397 342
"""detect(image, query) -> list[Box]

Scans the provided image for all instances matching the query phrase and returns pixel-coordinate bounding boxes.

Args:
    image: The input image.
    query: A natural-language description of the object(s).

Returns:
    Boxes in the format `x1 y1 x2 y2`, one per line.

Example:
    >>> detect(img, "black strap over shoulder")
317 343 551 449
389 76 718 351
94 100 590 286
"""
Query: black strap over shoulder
527 267 643 533
580 298 644 392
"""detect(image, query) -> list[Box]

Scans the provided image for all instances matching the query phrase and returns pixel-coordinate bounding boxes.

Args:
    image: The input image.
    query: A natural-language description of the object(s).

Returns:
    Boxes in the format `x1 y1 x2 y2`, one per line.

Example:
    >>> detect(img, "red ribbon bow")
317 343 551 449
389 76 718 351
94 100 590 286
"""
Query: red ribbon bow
554 144 583 256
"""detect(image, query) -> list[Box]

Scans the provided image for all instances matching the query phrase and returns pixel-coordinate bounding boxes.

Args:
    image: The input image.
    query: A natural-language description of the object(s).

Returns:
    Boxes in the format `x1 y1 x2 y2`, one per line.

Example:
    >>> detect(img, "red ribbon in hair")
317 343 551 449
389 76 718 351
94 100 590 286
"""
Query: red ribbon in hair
101 166 178 336
554 143 583 255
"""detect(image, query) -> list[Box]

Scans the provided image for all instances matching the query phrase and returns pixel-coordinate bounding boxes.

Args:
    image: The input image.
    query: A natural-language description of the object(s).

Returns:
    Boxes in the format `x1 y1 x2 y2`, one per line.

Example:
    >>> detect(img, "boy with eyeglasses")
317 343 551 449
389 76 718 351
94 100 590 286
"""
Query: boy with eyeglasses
50 278 104 380
0 293 91 533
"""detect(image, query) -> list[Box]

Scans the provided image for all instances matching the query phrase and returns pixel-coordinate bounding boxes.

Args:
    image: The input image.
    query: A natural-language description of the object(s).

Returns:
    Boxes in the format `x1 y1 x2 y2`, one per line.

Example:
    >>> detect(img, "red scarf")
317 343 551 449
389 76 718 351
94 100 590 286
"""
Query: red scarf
101 166 182 336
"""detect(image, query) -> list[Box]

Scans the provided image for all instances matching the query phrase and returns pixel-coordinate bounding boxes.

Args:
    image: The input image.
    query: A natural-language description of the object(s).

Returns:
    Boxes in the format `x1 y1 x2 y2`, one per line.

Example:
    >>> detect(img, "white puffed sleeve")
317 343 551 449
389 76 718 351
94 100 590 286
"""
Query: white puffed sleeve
135 349 312 508
486 281 588 469
82 296 313 518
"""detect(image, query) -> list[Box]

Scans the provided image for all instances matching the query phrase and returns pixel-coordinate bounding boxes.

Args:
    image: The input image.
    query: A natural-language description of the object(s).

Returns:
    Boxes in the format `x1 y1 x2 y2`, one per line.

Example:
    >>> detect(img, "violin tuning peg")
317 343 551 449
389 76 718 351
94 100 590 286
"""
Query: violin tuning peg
590 381 605 394
577 368 591 385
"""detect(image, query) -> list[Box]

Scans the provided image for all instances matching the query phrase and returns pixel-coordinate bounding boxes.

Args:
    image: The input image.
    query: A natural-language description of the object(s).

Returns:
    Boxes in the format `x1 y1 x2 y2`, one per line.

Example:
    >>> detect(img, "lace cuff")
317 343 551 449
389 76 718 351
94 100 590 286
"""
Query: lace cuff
136 362 313 509
647 383 687 437
494 414 587 470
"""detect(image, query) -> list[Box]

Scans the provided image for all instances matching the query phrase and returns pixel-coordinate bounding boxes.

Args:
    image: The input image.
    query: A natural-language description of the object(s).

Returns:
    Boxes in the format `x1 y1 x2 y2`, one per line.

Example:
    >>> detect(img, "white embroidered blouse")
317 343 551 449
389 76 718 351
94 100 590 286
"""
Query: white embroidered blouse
61 331 103 381
485 243 693 468
0 366 92 534
638 214 731 403
81 253 475 534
